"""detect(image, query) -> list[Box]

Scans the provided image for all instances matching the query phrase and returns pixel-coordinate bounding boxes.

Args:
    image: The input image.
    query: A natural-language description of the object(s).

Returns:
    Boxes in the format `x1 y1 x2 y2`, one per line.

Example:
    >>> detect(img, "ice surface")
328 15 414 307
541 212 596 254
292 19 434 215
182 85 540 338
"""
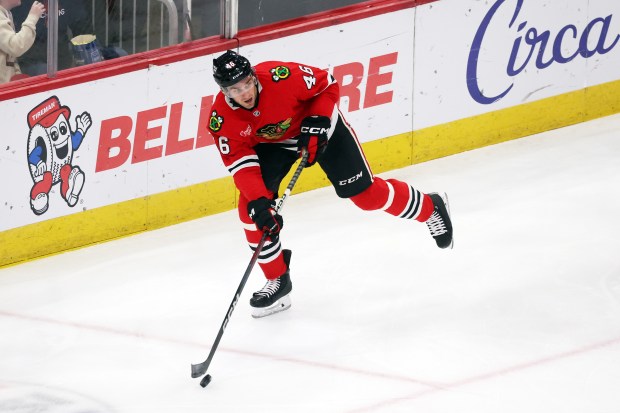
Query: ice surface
1 114 620 412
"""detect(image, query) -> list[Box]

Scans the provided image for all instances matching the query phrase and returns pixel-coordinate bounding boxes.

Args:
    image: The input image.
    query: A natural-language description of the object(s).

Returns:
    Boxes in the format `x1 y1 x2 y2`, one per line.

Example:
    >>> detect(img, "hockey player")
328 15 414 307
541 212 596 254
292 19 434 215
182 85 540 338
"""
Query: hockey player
209 50 453 318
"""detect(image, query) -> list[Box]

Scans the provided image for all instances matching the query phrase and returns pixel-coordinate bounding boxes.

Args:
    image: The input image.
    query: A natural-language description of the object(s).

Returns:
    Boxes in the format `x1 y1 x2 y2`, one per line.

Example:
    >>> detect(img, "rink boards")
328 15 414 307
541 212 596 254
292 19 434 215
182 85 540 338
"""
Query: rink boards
1 0 620 266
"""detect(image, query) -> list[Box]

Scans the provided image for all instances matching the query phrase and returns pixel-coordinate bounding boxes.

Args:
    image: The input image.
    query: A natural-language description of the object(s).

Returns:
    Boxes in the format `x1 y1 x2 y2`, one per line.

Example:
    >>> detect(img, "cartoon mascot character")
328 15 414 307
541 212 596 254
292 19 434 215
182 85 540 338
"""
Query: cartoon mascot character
26 96 92 215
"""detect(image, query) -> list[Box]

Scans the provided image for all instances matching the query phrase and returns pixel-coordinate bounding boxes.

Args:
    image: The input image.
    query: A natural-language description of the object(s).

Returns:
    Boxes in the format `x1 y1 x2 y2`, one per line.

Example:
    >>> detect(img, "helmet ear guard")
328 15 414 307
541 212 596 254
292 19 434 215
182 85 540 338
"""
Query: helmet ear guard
213 50 253 88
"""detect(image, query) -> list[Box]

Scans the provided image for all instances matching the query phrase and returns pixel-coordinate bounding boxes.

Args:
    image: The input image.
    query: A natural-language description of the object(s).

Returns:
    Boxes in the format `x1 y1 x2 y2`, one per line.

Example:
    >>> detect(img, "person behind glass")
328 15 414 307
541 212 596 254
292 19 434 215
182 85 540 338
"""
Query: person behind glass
208 50 454 319
0 0 44 83
12 0 90 75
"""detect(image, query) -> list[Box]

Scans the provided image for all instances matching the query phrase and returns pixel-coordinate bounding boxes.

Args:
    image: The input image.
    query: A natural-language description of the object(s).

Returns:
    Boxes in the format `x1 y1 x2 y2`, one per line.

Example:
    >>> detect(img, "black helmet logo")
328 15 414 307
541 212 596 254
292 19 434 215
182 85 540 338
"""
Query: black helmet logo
213 50 252 88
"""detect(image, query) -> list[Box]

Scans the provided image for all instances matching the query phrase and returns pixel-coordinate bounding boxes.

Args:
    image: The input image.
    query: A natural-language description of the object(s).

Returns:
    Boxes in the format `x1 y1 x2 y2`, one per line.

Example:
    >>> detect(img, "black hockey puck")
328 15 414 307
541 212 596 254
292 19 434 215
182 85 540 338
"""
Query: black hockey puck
200 374 212 388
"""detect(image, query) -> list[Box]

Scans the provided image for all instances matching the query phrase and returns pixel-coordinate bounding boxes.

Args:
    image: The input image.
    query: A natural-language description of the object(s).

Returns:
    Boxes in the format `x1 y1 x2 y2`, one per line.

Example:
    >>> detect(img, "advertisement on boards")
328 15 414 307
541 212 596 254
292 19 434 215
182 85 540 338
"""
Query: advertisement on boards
413 0 620 129
1 0 619 249
0 10 413 235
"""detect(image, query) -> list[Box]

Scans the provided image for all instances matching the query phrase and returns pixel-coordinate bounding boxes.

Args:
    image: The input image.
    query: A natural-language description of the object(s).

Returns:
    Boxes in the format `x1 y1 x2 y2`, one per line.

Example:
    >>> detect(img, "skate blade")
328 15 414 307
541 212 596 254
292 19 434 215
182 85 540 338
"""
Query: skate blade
439 192 454 250
251 295 291 318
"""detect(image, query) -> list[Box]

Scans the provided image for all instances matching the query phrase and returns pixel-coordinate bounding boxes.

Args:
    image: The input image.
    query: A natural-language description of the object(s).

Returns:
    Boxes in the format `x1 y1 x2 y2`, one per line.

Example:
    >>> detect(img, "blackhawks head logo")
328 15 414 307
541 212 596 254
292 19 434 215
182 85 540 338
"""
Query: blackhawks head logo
209 111 224 132
270 66 290 82
256 118 292 140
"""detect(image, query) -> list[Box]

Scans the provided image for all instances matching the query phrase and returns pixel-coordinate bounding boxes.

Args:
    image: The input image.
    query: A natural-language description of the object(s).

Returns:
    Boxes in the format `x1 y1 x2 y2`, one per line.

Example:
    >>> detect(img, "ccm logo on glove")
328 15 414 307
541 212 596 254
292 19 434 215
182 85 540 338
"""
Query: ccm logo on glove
300 126 329 135
298 115 331 167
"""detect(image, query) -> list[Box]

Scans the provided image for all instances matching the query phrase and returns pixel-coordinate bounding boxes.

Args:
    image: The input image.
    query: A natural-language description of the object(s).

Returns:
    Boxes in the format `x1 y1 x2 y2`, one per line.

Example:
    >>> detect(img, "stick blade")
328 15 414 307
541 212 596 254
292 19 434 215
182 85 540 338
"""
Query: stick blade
191 362 208 378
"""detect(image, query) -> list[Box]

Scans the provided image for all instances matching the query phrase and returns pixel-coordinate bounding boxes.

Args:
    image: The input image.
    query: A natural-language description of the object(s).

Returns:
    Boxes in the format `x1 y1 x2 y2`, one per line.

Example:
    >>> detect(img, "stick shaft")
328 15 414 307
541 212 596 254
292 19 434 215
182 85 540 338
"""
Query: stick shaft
191 150 309 378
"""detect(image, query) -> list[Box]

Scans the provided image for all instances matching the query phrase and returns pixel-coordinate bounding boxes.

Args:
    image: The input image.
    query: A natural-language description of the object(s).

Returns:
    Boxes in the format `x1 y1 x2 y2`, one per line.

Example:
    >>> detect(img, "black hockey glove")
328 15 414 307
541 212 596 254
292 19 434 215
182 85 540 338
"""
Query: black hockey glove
247 197 283 241
298 115 330 167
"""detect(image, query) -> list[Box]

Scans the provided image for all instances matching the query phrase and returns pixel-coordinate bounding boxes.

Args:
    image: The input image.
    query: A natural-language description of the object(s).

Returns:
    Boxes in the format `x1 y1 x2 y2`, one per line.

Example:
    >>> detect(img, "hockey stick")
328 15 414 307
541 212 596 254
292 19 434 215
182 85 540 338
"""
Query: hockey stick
191 150 309 387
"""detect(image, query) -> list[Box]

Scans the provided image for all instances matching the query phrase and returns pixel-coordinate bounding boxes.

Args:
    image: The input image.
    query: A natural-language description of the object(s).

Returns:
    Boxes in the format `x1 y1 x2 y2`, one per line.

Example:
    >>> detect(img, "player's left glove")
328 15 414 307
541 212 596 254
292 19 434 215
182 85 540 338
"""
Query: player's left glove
248 197 283 241
298 115 330 167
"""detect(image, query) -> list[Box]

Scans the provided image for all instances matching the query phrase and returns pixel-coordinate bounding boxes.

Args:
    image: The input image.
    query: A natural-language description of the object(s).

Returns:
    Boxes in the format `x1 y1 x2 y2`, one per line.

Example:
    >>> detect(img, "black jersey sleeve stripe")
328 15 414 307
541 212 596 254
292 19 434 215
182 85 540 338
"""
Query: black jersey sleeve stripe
229 156 260 175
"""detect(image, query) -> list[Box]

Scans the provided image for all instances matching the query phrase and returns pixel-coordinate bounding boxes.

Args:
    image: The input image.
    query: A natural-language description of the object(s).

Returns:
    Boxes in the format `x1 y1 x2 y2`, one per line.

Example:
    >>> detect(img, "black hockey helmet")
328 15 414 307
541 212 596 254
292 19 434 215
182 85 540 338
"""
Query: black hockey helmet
213 50 253 88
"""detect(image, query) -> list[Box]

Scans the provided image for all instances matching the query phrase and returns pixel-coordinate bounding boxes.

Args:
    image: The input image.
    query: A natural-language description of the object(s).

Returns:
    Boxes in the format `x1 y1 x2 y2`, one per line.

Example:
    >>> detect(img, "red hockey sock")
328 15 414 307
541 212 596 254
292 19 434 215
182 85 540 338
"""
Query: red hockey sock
350 177 434 222
416 193 434 222
243 228 287 280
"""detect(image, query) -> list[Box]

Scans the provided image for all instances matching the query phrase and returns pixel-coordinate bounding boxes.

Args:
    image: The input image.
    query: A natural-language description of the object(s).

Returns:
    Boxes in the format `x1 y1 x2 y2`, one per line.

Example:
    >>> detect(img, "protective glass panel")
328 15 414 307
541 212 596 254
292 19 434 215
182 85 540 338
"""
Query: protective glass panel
3 0 369 83
188 0 220 39
238 0 368 29
10 0 93 76
90 0 181 57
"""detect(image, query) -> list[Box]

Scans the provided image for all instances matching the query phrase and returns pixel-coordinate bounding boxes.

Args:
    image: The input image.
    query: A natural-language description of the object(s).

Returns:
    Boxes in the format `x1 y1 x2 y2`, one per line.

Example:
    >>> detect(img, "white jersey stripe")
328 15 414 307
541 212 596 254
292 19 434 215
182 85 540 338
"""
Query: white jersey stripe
230 161 260 176
228 154 259 175
242 222 256 231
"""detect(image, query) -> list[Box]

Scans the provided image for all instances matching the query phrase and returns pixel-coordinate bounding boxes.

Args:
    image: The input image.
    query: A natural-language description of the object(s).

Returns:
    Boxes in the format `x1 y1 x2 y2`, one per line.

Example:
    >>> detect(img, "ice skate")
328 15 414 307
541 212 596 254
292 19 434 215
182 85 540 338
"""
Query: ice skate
426 192 453 249
251 249 292 318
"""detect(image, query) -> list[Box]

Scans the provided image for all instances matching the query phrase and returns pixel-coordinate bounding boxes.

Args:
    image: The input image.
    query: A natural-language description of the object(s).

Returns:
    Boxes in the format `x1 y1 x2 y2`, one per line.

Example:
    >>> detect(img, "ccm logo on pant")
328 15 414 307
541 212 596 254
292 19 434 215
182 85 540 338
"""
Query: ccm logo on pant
339 171 363 185
300 126 329 134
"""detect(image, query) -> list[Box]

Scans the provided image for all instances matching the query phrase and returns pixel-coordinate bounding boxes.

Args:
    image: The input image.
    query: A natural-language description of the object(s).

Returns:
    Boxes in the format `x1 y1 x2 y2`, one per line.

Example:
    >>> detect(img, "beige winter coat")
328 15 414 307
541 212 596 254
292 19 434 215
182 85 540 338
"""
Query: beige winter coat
0 5 38 84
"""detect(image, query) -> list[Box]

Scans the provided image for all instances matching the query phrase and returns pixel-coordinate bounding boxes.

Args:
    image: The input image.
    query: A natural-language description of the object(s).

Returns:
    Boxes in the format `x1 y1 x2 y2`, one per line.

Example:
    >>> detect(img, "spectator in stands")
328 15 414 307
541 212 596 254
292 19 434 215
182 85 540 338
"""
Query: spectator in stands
0 0 44 83
12 0 91 75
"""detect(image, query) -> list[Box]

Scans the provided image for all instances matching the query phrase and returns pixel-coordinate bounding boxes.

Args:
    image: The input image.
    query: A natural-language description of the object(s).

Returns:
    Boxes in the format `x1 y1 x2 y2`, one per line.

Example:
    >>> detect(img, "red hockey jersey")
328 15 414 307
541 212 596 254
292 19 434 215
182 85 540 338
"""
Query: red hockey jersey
208 61 339 201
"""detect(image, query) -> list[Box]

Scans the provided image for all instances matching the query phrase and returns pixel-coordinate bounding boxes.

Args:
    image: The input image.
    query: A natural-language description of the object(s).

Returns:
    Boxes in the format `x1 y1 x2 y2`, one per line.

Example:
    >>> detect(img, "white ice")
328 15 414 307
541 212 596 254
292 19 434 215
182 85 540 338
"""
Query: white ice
1 114 620 413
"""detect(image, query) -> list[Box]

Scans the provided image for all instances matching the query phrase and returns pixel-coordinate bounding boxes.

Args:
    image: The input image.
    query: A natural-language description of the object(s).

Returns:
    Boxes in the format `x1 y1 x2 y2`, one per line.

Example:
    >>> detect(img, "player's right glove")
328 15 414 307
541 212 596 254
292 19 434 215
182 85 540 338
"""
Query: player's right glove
298 115 330 167
247 197 283 241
